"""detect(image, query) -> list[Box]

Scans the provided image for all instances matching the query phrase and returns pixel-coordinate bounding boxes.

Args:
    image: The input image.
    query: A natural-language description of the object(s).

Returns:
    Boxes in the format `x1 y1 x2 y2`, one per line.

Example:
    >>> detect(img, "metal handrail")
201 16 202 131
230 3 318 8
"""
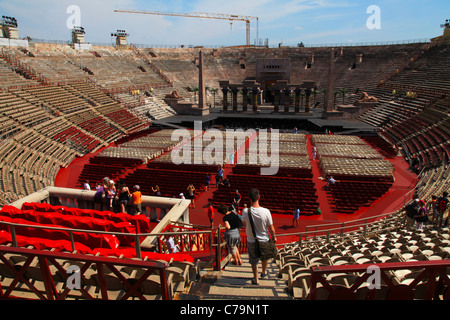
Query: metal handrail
277 210 405 246
0 219 227 269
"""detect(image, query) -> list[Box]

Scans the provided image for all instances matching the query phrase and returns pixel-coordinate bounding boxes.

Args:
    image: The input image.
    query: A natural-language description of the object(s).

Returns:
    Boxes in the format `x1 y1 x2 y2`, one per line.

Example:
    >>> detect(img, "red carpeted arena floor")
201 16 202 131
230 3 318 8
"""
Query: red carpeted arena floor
55 134 418 244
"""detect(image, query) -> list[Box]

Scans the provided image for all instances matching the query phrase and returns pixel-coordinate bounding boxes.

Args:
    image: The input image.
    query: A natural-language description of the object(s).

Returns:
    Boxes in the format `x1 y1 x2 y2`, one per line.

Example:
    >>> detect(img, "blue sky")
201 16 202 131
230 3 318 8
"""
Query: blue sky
0 0 448 46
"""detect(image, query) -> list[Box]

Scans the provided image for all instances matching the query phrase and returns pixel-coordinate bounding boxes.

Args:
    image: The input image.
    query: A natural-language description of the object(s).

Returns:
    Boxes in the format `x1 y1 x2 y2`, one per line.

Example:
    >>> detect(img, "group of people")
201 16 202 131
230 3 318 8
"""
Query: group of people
426 191 449 229
405 191 449 231
86 178 143 215
167 187 277 285
204 165 228 190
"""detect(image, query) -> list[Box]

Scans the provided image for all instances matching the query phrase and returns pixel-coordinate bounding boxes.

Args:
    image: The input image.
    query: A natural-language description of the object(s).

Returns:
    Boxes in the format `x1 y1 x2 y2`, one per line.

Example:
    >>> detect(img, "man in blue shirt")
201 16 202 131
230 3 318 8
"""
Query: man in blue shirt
293 208 300 227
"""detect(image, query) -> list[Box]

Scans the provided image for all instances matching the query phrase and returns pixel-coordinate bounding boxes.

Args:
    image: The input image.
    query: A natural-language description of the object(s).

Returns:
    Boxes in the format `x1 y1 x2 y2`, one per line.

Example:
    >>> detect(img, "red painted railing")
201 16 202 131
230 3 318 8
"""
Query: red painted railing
309 260 450 300
0 245 170 300
157 223 248 270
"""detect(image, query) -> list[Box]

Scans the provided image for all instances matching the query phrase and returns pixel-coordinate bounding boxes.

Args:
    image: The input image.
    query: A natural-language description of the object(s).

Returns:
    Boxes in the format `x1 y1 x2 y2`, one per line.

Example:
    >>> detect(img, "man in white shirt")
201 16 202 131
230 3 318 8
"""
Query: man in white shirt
83 180 91 191
242 188 277 285
165 235 178 253
326 175 336 190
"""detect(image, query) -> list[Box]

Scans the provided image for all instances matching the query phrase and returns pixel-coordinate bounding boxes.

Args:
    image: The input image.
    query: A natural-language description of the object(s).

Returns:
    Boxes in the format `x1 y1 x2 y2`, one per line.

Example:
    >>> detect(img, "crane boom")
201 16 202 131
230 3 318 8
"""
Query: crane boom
114 9 259 46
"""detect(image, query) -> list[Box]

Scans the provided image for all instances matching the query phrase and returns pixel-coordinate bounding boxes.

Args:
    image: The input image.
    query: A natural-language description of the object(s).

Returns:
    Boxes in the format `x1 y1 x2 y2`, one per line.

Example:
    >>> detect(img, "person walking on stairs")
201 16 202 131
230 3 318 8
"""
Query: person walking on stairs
242 188 277 285
218 204 243 266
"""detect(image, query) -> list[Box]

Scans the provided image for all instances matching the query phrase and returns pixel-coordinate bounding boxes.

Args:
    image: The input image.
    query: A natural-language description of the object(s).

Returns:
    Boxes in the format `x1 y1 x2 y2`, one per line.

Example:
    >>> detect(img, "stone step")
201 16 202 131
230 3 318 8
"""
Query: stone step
207 283 291 300
187 254 292 300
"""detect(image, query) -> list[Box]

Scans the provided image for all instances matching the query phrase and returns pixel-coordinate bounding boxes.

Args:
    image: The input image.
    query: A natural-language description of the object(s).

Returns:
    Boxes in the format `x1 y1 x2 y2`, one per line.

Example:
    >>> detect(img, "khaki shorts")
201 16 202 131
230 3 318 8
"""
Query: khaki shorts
134 203 142 214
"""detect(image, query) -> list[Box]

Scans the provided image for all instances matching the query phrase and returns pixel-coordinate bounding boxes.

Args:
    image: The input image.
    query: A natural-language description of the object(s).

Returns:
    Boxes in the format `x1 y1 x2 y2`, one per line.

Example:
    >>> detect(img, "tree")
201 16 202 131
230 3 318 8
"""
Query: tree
210 88 219 108
191 86 199 103
333 90 339 107
311 87 318 108
300 91 305 110
205 86 210 105
339 88 348 104
321 88 327 107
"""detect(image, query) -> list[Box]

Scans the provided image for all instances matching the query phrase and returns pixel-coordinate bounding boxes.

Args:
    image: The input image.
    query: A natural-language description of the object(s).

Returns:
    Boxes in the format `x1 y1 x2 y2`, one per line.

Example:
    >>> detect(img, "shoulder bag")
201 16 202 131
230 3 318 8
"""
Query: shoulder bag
248 207 277 260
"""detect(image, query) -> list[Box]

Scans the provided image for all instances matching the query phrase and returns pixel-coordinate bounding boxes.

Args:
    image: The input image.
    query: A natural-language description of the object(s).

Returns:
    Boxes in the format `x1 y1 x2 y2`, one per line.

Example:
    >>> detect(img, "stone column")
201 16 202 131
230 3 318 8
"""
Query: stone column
222 87 229 111
231 87 239 111
284 88 291 113
198 50 206 109
305 88 312 113
242 87 248 112
273 89 280 112
252 87 259 112
324 48 336 112
294 88 301 113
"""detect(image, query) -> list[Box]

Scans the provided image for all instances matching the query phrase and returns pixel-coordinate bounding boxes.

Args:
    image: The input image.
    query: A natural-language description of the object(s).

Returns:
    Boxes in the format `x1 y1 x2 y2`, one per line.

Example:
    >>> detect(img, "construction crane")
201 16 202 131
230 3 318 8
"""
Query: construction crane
114 9 259 46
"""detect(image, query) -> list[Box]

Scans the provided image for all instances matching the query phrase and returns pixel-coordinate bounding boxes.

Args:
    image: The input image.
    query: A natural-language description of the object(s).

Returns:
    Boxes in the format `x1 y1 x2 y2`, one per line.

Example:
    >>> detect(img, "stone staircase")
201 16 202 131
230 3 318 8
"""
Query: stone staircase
179 254 293 300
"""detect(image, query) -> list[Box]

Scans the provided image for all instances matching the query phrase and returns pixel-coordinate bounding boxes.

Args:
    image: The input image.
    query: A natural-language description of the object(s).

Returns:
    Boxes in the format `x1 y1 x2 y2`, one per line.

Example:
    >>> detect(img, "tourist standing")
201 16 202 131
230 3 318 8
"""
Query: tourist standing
436 192 449 229
132 185 143 215
293 208 300 228
242 188 277 285
187 184 196 208
218 204 243 265
233 190 241 211
105 180 116 209
117 180 131 214
83 180 91 191
216 165 224 186
93 182 104 211
207 202 214 227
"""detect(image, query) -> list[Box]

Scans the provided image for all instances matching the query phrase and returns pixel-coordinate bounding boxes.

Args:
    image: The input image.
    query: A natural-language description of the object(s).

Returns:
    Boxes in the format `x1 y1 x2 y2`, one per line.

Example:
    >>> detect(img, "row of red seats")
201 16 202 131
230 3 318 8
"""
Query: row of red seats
78 156 144 186
329 181 392 214
105 110 142 130
147 161 219 174
124 168 206 197
210 174 319 214
89 156 143 167
77 164 128 185
79 117 119 141
0 230 93 254
0 205 138 246
362 136 397 159
0 214 119 250
0 203 155 250
232 165 313 178
0 230 194 262
53 126 82 142
328 174 394 183
21 202 151 234
53 126 101 151
0 202 183 258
